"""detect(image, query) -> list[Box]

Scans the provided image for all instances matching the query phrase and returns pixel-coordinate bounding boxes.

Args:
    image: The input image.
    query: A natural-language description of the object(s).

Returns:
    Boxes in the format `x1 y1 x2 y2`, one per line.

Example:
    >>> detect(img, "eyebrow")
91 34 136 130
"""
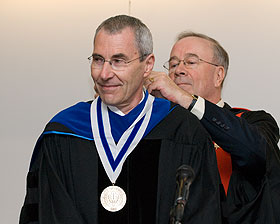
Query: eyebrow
185 53 199 58
169 56 179 61
91 53 129 60
91 53 104 58
169 53 199 61
111 53 129 60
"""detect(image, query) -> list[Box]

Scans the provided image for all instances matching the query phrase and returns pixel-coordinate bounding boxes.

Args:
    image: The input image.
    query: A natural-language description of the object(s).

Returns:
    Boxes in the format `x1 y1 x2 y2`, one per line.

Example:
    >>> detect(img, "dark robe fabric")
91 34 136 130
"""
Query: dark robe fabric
19 99 222 224
201 100 280 224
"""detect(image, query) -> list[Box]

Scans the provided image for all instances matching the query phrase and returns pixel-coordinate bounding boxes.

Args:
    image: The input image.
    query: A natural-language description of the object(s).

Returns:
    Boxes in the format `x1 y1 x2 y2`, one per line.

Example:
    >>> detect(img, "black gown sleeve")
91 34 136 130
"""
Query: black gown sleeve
19 135 88 224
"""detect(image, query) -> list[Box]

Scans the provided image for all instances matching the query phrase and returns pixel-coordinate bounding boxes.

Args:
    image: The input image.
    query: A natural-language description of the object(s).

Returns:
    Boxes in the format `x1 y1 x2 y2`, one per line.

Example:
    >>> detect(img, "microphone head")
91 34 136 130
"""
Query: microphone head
176 165 195 184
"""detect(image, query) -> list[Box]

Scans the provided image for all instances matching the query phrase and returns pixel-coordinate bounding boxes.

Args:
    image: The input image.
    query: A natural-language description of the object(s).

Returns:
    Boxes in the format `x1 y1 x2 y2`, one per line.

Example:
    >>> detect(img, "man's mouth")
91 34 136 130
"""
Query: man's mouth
176 82 191 87
99 84 121 92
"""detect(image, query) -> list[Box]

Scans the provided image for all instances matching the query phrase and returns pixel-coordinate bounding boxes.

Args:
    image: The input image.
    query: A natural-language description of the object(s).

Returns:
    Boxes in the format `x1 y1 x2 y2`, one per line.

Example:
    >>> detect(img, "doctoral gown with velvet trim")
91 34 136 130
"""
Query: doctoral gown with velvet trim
19 99 222 224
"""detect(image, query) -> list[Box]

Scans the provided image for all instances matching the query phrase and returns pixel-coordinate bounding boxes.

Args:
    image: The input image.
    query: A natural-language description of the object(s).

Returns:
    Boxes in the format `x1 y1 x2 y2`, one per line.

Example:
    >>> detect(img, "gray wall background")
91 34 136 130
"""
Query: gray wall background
1 0 279 223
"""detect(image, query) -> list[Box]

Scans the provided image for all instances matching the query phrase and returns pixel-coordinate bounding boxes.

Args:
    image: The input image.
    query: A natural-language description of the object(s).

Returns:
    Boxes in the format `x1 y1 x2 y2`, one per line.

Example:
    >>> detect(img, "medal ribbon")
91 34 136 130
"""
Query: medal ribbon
91 94 154 184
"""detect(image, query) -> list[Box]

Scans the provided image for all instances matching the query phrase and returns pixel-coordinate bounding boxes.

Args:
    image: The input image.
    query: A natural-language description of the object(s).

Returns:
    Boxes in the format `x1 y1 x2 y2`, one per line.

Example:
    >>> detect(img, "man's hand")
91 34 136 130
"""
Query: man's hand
144 71 194 109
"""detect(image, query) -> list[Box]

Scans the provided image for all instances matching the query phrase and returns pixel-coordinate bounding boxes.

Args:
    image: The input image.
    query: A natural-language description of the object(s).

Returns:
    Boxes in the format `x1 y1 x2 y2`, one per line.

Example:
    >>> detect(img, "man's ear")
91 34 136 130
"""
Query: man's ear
143 54 155 78
214 66 225 88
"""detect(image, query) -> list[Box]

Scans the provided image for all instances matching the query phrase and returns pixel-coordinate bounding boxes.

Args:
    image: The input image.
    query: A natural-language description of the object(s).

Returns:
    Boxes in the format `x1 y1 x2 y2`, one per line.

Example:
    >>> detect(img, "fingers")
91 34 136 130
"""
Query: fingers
145 72 168 97
145 71 166 86
144 74 164 98
144 76 155 91
150 90 165 99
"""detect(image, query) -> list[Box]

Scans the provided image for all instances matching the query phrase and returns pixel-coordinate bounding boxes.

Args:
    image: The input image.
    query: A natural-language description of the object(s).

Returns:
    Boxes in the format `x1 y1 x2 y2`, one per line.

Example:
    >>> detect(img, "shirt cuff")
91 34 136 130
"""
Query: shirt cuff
190 96 205 120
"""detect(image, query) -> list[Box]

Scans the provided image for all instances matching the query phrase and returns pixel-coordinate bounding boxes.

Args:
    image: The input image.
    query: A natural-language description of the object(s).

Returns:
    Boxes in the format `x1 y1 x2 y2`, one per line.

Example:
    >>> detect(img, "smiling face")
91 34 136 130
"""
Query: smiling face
169 36 224 103
91 27 154 114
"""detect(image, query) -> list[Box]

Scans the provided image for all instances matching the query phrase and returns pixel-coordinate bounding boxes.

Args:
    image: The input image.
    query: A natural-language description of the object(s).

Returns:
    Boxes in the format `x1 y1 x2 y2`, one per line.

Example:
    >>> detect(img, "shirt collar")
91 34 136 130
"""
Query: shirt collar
107 90 145 116
216 99 225 108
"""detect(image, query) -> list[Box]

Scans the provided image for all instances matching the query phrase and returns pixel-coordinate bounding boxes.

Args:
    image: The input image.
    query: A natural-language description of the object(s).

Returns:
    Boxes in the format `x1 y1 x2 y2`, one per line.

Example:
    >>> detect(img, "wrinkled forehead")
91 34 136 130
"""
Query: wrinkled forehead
170 36 214 60
94 27 136 44
93 27 138 57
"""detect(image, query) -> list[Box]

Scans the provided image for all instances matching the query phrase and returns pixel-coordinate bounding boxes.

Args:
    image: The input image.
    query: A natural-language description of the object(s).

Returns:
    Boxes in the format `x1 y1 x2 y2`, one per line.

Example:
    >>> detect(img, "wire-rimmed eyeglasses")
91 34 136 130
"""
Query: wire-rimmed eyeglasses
88 54 149 71
163 54 220 72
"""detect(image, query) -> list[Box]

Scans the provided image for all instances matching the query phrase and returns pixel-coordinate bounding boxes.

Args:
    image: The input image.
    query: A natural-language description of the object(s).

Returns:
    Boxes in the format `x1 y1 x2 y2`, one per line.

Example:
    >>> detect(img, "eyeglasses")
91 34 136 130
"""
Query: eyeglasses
88 54 149 71
163 54 220 72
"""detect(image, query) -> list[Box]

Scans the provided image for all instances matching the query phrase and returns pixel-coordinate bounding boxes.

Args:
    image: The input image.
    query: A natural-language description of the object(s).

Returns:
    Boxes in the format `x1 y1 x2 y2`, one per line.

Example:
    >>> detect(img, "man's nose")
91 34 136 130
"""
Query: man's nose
99 61 114 80
174 61 187 76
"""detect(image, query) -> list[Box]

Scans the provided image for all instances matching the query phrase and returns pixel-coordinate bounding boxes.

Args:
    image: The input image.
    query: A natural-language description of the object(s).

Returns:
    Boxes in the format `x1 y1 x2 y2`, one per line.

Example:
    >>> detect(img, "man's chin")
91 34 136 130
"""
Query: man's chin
99 94 118 105
177 83 192 93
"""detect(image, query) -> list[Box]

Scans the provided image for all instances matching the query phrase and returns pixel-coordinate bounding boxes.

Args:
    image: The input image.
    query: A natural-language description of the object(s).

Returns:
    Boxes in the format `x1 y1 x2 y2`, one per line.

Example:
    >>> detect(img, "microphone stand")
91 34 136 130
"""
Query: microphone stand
169 203 185 224
169 165 194 224
169 185 190 224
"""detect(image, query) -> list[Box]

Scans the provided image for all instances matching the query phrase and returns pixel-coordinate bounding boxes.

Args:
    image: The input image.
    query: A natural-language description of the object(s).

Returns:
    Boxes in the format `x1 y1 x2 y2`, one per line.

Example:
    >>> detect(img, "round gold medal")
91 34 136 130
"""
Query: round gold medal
100 185 126 212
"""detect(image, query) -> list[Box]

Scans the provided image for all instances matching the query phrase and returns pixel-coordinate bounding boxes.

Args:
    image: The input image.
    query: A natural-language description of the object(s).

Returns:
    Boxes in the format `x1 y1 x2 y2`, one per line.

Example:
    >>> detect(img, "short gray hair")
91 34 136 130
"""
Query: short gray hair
94 15 153 61
176 31 229 84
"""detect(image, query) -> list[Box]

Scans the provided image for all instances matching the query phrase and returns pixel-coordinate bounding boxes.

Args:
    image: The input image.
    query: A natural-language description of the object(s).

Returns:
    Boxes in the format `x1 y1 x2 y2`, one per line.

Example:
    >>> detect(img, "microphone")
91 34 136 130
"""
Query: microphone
169 165 195 224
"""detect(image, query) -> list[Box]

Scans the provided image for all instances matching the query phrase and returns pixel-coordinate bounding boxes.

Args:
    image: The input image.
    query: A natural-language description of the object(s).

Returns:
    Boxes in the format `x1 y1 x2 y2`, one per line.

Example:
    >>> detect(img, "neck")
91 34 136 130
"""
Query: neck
204 91 222 105
115 91 145 115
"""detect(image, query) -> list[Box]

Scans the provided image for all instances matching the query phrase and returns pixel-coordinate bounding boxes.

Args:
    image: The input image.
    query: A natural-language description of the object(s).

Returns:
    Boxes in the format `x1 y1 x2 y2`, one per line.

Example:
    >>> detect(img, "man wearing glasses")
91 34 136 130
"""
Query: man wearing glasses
145 32 280 223
20 17 222 224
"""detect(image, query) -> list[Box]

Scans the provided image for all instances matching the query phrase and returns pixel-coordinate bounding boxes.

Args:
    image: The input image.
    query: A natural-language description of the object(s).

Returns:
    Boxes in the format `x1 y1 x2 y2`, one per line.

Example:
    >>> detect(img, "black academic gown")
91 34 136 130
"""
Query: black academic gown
19 100 223 224
200 100 280 224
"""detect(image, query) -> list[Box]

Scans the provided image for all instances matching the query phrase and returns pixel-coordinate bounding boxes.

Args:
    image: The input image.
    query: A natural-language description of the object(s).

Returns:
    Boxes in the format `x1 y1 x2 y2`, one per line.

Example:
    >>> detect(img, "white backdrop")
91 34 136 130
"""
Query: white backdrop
1 0 280 223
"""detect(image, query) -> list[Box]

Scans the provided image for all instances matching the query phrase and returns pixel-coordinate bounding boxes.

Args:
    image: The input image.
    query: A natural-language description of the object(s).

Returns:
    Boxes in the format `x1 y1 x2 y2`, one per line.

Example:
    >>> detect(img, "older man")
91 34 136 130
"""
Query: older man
145 31 280 223
19 17 222 224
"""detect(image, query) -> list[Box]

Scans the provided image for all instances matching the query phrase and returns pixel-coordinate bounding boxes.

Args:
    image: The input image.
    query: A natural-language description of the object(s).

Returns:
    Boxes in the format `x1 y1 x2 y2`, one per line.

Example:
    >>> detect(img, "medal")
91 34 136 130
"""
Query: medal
91 92 154 212
100 185 127 212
